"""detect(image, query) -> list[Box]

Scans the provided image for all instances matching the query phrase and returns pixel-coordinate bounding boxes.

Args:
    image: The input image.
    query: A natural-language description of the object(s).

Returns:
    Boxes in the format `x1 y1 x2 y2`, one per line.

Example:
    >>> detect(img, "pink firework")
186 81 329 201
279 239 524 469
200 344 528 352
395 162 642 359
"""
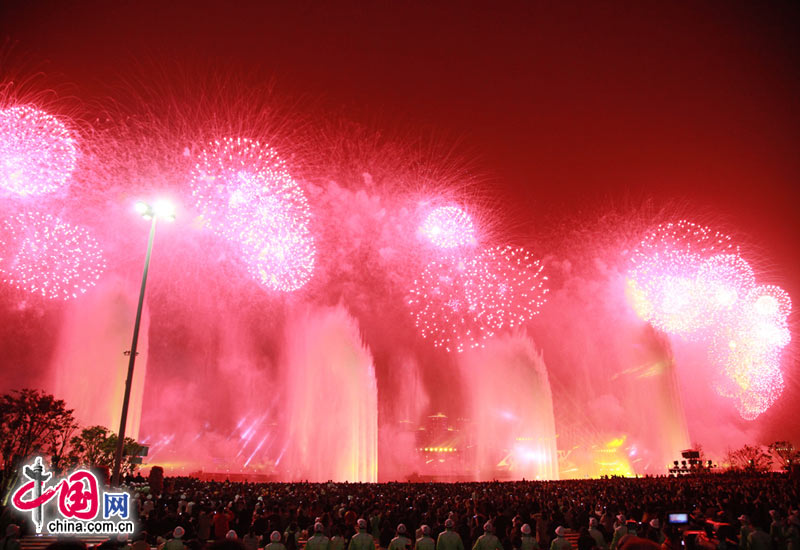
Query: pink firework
695 254 756 322
748 284 792 324
627 220 738 336
0 211 105 300
0 105 78 196
407 253 490 353
190 137 315 292
469 246 549 331
407 246 548 352
707 280 791 419
419 205 476 248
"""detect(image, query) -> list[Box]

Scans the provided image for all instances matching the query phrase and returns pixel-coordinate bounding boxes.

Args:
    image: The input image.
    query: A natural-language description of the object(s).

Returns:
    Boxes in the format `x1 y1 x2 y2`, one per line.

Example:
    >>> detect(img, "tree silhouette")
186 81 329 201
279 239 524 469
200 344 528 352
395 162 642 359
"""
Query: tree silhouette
0 389 76 498
769 441 800 471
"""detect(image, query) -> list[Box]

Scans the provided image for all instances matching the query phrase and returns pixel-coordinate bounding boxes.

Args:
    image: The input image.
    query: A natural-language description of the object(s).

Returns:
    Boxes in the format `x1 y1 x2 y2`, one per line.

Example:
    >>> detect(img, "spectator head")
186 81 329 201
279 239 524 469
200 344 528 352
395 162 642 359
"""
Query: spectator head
421 526 431 536
314 523 324 534
616 514 625 523
270 532 282 543
483 522 493 533
589 518 598 528
174 527 185 539
445 519 455 529
357 519 368 530
555 527 567 537
522 524 532 535
649 519 660 530
738 515 750 525
397 524 407 535
6 525 20 538
226 531 237 541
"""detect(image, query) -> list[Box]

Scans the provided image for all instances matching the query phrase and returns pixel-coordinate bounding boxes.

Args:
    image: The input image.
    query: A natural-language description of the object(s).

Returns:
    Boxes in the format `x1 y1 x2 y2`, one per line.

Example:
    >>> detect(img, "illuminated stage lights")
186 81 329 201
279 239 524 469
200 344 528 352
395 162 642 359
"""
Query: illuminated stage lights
420 206 476 248
190 137 315 292
408 246 548 353
0 212 106 300
0 105 78 196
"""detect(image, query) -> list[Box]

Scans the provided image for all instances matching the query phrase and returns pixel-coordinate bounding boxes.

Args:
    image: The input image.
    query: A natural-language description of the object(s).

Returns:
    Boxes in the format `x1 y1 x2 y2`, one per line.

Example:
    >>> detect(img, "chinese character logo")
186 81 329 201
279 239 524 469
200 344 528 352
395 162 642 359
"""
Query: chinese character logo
103 493 130 519
11 457 101 532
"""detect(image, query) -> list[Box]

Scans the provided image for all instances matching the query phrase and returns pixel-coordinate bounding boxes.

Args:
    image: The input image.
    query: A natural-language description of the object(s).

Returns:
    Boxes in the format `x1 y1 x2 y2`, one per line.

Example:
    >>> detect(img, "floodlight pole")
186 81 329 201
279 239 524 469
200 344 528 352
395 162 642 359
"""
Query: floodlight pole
112 214 158 487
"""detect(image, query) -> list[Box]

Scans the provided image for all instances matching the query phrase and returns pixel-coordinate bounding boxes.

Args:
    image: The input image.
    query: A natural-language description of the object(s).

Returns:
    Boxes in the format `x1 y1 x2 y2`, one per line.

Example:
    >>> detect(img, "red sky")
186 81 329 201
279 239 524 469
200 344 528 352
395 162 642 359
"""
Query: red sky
1 1 799 444
3 1 797 294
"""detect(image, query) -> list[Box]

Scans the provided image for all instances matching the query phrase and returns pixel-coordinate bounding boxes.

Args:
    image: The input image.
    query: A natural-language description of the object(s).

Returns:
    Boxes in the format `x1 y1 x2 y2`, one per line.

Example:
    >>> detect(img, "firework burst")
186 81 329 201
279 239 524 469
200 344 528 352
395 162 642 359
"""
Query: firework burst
0 211 105 300
419 205 476 248
628 219 792 420
627 220 738 336
408 246 548 352
190 137 315 292
0 105 78 197
469 246 549 331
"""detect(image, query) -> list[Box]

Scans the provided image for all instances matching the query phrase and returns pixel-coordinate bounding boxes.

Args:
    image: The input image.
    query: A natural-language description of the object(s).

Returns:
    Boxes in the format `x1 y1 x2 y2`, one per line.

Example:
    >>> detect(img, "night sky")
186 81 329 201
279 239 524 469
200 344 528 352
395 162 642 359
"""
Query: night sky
3 3 799 283
1 1 799 464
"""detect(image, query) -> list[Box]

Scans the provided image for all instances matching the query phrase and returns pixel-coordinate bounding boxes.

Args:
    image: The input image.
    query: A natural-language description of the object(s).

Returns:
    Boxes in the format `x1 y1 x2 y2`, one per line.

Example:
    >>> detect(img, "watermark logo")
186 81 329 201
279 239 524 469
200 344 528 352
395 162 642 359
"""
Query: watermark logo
11 457 135 535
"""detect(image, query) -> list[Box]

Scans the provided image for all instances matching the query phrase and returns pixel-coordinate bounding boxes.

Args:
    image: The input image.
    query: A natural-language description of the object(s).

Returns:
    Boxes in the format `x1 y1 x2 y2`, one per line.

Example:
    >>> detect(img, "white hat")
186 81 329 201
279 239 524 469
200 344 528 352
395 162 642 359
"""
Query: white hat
397 524 407 535
271 531 282 542
522 524 531 535
315 523 324 533
555 526 567 537
226 531 238 541
421 525 431 536
358 519 368 529
649 519 660 529
173 527 185 538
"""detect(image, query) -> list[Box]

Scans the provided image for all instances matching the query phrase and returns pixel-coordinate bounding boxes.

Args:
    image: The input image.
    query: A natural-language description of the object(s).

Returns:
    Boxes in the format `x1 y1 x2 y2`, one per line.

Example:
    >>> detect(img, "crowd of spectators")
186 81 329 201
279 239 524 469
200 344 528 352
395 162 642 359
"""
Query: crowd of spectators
1 473 798 550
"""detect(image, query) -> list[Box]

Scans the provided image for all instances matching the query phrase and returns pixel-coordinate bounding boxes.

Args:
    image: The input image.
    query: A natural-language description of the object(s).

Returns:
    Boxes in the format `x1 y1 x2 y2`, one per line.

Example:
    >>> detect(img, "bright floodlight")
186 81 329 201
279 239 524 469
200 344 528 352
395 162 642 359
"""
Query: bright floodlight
154 199 176 221
134 199 176 221
134 201 150 216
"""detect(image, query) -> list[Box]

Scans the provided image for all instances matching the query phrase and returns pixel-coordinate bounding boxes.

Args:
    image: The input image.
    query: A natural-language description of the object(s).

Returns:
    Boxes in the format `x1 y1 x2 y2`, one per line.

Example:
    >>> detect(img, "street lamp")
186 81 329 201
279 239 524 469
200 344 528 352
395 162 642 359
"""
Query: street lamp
111 199 175 486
